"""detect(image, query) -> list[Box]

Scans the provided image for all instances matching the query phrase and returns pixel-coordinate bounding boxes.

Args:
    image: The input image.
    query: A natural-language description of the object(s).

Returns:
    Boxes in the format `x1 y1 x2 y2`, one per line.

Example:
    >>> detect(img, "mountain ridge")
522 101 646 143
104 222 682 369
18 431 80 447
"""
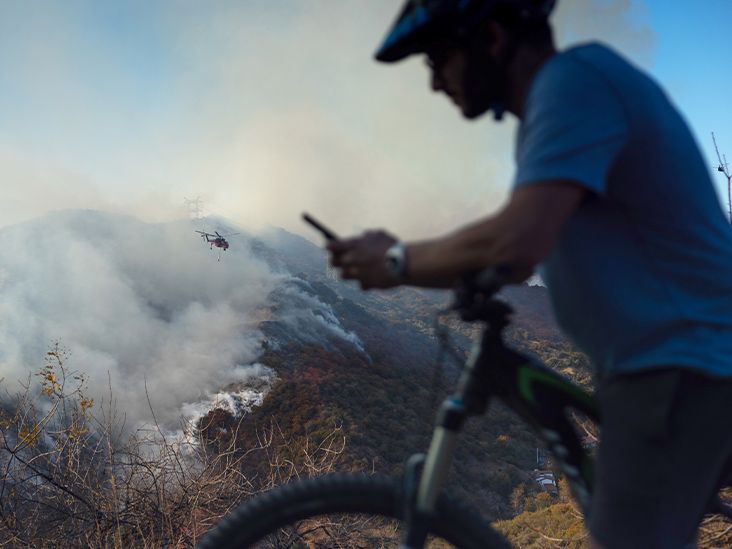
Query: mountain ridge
1 208 592 523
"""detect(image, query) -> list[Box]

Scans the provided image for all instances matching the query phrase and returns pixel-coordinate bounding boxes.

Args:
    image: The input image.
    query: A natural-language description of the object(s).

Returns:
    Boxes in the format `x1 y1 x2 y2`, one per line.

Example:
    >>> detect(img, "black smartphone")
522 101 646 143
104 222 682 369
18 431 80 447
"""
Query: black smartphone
302 212 339 241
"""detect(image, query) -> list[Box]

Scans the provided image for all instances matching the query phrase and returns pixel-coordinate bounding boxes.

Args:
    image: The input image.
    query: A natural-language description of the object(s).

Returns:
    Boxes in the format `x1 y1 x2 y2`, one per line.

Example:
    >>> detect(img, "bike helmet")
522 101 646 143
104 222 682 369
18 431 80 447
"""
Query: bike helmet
375 0 556 63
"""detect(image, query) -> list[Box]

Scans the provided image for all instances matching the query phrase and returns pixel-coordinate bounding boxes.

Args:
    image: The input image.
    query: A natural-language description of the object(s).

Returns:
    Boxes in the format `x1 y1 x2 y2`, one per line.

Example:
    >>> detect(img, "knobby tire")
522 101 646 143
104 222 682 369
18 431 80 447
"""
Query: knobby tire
196 473 511 548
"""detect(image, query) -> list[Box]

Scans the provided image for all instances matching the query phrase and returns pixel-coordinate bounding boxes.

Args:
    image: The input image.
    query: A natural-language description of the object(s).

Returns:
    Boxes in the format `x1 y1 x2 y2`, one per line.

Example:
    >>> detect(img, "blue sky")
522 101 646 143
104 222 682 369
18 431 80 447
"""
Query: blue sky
0 1 730 237
644 0 732 192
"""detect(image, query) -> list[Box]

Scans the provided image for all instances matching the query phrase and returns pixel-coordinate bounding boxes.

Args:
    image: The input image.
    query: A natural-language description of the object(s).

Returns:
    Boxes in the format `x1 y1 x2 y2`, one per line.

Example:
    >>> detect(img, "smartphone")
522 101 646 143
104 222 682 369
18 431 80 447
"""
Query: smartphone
302 212 339 241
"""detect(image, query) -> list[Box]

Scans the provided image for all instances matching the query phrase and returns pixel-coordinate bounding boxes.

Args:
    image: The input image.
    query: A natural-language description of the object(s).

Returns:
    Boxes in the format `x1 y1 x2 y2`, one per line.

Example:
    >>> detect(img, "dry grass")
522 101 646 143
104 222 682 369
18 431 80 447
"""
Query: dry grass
0 343 346 548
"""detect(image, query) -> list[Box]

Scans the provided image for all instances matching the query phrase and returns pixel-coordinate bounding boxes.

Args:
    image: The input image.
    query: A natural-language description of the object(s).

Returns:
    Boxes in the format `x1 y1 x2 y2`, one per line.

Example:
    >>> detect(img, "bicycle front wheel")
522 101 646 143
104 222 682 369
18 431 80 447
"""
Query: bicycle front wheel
197 473 511 548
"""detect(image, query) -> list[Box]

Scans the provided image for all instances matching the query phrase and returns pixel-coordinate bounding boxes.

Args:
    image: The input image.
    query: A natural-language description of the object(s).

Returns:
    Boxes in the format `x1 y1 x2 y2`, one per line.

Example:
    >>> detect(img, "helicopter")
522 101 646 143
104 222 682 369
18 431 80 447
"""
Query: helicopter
195 230 239 260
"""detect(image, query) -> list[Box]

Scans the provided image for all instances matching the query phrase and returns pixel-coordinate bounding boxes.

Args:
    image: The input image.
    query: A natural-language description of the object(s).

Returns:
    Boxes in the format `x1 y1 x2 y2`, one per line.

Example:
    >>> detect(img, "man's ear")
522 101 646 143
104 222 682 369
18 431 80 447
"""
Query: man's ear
480 19 510 59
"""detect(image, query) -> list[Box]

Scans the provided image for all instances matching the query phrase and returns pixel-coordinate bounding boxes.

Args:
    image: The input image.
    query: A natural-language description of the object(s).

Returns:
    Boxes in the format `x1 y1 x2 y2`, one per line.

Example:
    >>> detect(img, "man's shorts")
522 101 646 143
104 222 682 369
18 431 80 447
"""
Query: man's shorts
588 368 732 549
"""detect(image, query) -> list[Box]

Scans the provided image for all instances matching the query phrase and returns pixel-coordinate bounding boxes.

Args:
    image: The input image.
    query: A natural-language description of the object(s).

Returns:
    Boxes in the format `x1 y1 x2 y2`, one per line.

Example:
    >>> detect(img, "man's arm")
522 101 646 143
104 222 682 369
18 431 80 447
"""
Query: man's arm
404 180 587 287
328 180 586 289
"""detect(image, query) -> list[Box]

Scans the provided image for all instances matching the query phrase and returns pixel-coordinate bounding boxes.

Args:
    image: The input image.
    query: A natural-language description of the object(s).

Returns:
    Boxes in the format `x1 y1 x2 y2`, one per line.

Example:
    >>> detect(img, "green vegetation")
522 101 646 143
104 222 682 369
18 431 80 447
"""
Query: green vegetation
497 502 588 548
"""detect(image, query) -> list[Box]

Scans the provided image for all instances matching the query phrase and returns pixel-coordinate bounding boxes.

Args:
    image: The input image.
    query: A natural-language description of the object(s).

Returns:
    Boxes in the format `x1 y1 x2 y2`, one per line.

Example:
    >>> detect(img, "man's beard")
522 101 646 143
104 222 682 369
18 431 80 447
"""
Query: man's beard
461 47 508 120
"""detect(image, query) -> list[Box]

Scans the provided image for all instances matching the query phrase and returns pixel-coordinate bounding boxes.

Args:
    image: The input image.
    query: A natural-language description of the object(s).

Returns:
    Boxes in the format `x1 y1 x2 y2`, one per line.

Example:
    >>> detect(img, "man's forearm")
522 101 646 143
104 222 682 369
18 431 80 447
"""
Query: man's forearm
404 216 506 288
328 183 582 290
401 182 587 288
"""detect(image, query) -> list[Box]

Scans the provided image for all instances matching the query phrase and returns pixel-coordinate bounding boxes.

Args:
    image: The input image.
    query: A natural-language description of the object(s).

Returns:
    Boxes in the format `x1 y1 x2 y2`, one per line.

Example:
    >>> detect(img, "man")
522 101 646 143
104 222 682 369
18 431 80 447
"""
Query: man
327 0 732 547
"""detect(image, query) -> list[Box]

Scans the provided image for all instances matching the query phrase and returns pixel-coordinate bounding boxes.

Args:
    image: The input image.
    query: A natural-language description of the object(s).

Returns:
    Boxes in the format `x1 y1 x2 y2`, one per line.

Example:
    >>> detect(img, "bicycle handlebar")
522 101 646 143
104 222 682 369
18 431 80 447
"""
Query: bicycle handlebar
452 264 516 325
471 264 516 293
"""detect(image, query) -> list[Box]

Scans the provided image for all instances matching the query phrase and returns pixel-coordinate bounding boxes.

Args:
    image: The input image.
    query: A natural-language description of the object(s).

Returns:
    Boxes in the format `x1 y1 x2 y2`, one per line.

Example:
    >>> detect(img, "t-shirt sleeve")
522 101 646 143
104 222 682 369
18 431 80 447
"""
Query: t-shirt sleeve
513 54 628 195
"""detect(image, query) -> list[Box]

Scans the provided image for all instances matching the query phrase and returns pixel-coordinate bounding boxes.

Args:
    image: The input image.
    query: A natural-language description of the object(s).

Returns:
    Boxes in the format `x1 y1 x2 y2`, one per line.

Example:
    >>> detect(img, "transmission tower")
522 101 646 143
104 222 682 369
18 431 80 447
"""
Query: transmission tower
712 132 731 223
184 196 204 220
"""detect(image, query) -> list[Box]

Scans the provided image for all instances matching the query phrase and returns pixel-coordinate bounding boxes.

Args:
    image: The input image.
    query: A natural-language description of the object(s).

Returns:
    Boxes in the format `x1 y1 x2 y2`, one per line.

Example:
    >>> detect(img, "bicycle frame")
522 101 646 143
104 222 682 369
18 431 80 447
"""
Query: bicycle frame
198 273 732 548
401 297 600 548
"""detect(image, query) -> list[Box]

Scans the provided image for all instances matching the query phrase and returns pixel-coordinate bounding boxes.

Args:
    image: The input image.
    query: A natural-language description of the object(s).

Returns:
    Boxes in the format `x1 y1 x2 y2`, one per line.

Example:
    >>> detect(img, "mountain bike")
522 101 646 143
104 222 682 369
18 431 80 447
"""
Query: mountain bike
197 268 732 548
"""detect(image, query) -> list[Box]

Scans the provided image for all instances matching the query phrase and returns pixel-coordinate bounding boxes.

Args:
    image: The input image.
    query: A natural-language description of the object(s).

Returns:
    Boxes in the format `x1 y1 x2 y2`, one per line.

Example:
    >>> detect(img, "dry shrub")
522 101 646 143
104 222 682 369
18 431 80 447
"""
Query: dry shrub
0 343 345 548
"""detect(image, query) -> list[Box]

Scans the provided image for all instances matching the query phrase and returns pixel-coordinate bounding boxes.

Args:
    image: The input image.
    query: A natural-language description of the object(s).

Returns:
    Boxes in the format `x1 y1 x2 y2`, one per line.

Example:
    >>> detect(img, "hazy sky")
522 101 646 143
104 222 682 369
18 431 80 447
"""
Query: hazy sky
1 1 731 240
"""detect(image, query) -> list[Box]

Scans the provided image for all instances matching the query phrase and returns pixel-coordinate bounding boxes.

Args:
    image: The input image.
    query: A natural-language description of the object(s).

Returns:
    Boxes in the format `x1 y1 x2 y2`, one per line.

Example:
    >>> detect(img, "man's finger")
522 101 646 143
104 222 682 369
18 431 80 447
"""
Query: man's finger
341 265 359 279
331 250 357 268
326 238 355 253
340 251 358 265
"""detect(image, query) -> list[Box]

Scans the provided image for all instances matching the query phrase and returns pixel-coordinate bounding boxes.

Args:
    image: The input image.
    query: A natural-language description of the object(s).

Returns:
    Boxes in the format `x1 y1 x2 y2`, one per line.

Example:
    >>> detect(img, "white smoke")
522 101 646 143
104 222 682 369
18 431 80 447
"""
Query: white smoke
0 211 371 430
175 363 277 445
0 0 660 424
0 1 656 241
553 0 655 66
273 280 367 355
0 211 275 428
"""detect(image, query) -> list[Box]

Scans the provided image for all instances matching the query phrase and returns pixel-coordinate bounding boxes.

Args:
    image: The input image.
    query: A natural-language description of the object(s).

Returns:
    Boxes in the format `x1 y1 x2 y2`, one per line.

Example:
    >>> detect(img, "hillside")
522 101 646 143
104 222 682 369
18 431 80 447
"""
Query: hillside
214 224 597 520
0 210 599 545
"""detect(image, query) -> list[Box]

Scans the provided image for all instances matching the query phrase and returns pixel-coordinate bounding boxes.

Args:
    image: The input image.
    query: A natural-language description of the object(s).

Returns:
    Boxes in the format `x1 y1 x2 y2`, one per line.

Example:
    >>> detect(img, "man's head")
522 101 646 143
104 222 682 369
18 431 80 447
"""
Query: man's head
375 0 556 120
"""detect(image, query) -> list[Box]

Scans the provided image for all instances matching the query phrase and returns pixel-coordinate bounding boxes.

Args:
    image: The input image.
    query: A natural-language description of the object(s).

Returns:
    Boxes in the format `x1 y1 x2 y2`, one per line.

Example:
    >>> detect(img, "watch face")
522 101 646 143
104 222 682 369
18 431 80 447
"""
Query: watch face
385 256 400 276
385 244 406 278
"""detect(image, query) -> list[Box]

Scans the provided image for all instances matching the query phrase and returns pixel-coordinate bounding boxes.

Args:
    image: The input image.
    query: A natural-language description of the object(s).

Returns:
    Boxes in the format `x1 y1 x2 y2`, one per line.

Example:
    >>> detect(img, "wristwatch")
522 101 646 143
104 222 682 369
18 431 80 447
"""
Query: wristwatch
384 242 408 281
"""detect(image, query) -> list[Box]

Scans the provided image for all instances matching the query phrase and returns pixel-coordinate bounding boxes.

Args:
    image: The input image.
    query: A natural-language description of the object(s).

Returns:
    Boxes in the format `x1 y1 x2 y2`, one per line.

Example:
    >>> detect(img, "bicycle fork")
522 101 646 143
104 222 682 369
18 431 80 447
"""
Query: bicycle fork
400 339 491 549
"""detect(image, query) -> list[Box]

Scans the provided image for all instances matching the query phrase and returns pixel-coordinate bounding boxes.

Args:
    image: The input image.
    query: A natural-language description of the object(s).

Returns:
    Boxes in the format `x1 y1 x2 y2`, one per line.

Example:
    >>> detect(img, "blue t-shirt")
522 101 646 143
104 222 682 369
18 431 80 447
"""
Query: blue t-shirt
514 42 732 380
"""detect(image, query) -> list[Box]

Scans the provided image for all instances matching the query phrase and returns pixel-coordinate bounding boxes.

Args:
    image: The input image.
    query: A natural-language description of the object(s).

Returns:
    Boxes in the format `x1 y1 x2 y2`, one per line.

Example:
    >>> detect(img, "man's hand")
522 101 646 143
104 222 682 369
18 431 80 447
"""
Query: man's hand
327 230 400 290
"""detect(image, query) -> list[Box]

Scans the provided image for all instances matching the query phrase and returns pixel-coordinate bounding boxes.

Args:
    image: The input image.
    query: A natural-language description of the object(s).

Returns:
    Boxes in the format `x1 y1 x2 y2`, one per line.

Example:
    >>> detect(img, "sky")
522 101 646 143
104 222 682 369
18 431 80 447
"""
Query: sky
1 1 731 241
0 0 730 432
